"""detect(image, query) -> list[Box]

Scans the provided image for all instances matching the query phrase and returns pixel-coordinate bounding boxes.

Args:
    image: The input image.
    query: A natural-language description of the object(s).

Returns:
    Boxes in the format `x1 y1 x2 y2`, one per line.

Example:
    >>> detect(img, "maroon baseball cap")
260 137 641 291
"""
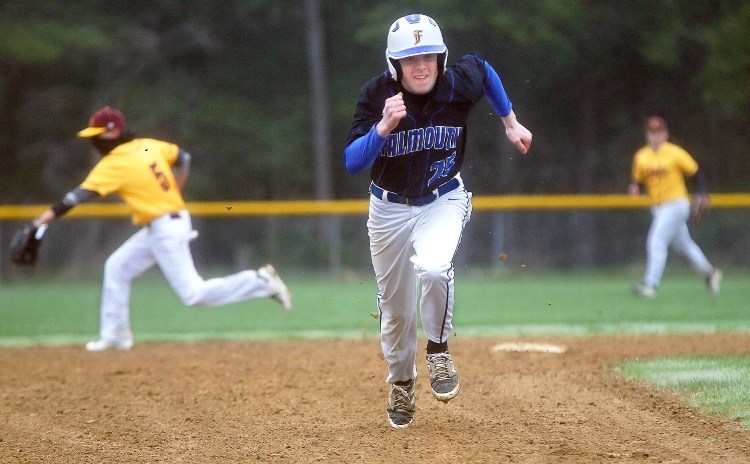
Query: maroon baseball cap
77 106 126 137
645 115 668 132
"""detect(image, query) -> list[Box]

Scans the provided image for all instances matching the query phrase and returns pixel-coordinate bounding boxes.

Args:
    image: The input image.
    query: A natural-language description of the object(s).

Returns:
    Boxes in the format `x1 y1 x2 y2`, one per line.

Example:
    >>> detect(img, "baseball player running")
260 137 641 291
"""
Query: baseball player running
628 115 722 298
33 107 292 351
344 14 532 428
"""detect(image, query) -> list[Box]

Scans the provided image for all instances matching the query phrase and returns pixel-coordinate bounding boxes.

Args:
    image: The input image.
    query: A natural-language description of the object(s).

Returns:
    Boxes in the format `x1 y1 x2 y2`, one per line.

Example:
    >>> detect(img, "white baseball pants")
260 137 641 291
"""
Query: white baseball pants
368 182 472 384
643 198 713 287
98 210 273 342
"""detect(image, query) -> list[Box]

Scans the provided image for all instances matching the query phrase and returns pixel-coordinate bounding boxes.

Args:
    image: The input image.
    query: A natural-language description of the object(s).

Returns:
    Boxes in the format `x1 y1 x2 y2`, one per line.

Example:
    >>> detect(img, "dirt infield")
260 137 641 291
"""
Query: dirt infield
2 333 749 463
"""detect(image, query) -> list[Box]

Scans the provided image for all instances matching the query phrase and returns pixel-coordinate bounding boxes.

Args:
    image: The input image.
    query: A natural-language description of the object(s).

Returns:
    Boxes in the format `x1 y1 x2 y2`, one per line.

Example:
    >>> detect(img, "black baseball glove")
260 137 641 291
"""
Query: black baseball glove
9 222 47 266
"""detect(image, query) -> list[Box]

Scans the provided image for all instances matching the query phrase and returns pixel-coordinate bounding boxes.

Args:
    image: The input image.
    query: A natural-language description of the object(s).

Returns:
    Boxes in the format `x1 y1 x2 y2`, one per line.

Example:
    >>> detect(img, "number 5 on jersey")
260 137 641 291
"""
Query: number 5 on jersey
150 162 171 191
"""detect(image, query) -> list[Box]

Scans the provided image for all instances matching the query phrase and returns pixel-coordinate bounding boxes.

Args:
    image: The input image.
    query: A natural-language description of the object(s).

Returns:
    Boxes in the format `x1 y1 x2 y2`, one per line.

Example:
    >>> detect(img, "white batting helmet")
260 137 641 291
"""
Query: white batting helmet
386 14 448 81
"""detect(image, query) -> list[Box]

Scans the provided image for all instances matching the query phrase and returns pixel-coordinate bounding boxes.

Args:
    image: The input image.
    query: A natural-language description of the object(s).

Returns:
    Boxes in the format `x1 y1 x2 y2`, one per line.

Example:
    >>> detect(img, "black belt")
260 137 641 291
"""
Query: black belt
370 178 461 207
147 212 181 227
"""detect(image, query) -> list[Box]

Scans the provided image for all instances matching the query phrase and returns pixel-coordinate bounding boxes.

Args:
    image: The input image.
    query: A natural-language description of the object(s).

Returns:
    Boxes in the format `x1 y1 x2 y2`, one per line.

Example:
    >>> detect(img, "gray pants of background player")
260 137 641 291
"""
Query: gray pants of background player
98 210 275 343
644 198 713 288
367 180 472 385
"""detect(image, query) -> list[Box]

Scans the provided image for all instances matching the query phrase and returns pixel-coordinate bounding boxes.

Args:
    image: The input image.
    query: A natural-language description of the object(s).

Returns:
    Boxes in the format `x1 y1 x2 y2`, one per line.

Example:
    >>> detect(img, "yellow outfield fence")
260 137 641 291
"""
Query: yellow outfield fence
0 194 749 219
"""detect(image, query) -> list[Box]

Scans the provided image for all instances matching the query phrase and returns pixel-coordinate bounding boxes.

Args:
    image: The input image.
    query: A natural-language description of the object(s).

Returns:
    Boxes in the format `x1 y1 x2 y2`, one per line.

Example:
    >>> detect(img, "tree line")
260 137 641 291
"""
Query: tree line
1 0 748 273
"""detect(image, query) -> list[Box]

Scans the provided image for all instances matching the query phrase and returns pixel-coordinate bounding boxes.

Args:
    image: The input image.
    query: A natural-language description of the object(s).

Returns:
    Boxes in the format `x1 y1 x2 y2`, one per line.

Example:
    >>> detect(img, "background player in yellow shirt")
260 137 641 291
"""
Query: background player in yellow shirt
33 107 292 351
628 115 722 298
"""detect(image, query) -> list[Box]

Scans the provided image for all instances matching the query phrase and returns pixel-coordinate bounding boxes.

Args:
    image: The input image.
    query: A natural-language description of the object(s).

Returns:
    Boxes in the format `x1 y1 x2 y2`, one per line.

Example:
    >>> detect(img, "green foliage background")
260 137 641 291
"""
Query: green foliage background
3 0 748 201
1 0 748 276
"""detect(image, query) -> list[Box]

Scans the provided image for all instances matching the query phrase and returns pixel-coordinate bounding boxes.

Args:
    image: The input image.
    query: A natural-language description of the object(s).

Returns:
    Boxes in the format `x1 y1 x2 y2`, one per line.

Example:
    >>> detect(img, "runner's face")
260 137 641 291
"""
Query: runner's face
399 54 438 94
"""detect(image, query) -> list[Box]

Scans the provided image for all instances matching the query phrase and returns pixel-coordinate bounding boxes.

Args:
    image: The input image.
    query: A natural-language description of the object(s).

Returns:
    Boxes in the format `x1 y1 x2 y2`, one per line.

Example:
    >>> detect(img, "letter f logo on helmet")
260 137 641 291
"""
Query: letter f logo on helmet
413 30 423 45
385 13 448 81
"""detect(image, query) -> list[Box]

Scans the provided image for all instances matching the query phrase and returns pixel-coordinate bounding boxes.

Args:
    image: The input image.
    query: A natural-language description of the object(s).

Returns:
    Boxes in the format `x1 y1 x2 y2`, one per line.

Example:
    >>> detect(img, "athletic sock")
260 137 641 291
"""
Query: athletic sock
426 340 448 354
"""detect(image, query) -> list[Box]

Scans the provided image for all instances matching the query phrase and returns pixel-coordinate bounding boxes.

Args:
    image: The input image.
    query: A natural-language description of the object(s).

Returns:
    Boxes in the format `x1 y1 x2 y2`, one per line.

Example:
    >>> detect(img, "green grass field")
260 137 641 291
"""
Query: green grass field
1 268 748 344
2 268 749 428
619 356 750 428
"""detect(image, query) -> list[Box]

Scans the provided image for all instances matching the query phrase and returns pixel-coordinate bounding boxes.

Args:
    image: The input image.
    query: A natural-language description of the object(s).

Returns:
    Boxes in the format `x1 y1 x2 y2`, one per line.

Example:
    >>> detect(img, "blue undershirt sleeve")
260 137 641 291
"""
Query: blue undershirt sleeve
483 61 512 117
344 125 386 174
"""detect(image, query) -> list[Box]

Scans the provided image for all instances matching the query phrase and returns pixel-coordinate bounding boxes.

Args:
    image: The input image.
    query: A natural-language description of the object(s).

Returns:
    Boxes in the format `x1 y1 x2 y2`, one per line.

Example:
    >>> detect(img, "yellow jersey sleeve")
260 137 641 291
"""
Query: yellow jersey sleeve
631 141 698 205
80 138 186 224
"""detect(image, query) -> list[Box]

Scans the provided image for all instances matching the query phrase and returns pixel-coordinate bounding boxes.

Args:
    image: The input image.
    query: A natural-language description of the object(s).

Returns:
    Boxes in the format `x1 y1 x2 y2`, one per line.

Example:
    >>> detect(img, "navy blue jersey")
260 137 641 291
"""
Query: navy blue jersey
346 54 489 198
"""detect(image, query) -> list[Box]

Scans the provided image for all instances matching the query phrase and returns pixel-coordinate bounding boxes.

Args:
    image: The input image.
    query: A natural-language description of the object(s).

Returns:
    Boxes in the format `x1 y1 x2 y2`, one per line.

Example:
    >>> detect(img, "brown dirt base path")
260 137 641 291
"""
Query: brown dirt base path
1 333 749 463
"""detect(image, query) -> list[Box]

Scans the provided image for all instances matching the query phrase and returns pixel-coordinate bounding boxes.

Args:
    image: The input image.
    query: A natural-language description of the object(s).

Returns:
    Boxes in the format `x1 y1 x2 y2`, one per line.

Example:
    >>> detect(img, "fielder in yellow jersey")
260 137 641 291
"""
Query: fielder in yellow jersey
627 115 722 298
631 139 697 205
80 138 185 225
34 107 292 351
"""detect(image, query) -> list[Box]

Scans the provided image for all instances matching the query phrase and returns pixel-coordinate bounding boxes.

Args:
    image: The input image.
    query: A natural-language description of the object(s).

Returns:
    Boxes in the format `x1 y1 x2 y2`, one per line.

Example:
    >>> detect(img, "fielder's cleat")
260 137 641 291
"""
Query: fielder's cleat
85 338 133 352
632 283 657 298
387 380 416 429
259 264 292 311
426 352 460 402
706 268 723 296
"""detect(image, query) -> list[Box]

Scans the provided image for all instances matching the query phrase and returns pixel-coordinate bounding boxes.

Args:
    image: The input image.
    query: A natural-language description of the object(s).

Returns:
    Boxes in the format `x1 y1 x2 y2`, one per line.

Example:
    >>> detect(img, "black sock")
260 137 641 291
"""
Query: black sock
426 340 448 354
